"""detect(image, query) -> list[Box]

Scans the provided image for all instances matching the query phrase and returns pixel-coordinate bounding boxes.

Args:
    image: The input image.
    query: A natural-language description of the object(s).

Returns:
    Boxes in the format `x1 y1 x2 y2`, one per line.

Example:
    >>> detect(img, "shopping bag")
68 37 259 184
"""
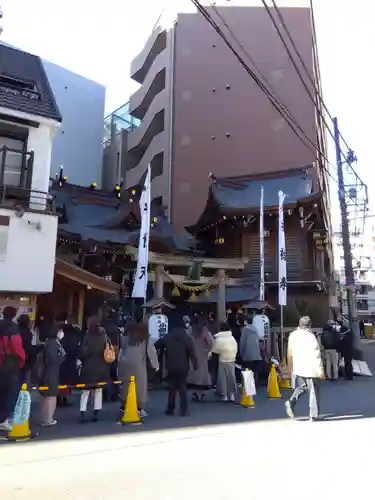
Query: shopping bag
12 389 31 425
242 369 256 396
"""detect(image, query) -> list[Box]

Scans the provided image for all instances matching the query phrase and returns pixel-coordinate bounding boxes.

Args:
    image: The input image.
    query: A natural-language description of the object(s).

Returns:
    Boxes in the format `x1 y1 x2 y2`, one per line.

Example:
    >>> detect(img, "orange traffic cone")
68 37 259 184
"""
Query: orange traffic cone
240 384 255 408
120 376 142 425
267 364 281 399
8 384 32 442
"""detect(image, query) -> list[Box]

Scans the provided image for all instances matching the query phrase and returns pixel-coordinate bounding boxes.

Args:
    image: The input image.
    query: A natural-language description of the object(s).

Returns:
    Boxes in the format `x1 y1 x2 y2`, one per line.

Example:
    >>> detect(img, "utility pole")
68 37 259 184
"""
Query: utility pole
333 117 358 338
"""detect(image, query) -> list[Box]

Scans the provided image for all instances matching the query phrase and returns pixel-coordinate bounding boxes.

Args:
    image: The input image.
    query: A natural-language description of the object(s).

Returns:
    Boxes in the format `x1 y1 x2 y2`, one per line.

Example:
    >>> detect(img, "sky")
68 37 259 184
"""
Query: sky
1 0 374 232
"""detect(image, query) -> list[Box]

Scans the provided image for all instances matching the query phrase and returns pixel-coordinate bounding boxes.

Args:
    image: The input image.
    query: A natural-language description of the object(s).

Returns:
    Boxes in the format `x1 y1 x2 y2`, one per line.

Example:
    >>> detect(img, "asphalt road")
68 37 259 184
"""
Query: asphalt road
1 340 375 500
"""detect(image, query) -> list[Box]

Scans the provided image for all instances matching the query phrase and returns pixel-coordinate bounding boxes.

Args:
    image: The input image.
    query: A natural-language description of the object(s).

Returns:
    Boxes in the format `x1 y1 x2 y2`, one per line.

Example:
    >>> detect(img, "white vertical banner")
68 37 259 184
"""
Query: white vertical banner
132 165 151 299
259 186 265 301
278 191 287 306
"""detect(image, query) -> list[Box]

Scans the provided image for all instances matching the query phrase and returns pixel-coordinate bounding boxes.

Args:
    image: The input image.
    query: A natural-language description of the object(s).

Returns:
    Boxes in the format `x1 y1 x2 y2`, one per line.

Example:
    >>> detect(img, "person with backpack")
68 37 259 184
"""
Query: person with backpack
0 306 26 432
37 325 66 426
321 320 341 381
79 316 111 423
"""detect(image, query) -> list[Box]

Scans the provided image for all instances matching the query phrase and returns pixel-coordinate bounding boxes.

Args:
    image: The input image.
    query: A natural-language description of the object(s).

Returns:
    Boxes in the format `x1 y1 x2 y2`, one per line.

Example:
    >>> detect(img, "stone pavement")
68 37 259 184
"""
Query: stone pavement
1 340 375 499
3 340 375 441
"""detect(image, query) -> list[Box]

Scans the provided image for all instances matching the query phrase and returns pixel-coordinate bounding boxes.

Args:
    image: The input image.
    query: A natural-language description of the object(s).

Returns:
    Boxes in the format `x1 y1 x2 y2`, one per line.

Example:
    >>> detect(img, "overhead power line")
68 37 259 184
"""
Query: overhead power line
264 0 366 189
210 4 329 166
259 0 352 168
193 0 360 203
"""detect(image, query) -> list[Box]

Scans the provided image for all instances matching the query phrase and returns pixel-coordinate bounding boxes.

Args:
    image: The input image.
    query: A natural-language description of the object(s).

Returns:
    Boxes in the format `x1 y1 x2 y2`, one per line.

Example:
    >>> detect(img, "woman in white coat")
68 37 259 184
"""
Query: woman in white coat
211 322 238 402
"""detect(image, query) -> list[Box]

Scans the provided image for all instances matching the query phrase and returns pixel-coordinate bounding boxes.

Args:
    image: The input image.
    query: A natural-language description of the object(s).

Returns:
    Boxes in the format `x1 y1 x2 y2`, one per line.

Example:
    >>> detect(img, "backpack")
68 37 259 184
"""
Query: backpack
103 335 116 364
0 332 19 374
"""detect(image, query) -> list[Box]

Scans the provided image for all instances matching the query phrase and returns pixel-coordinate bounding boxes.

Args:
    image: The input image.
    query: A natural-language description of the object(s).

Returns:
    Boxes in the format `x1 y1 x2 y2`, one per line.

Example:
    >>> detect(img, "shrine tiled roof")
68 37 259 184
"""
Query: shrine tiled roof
187 166 321 232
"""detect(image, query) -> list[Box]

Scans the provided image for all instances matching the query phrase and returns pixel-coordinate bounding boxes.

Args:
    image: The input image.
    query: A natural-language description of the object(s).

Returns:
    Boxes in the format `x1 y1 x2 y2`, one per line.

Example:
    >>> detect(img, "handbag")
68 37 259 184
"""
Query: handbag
242 369 256 396
104 335 116 364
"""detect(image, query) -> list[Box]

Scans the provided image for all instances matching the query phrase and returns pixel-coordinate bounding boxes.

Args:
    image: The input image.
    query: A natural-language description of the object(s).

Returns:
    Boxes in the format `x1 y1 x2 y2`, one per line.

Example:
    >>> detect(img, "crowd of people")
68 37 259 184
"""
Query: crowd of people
0 303 356 432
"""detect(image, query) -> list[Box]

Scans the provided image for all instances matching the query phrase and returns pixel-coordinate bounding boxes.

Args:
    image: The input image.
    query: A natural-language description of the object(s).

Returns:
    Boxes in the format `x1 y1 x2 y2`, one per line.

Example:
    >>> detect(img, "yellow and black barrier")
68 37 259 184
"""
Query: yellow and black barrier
33 380 122 392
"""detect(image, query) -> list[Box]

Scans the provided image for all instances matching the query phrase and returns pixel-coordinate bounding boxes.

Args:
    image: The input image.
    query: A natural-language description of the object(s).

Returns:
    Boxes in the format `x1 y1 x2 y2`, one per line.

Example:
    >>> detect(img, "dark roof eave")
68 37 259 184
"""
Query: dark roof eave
219 192 322 215
187 192 322 233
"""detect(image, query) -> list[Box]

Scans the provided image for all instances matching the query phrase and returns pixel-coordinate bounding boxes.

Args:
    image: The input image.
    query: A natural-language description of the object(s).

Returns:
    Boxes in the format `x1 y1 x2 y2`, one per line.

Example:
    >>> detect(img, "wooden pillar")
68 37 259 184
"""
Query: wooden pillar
217 269 227 323
155 265 165 298
77 287 85 329
67 290 74 316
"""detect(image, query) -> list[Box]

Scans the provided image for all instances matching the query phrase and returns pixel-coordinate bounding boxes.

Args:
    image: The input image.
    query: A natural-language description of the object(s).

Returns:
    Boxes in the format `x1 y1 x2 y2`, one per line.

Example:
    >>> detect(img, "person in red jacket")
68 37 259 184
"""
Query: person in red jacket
0 306 26 431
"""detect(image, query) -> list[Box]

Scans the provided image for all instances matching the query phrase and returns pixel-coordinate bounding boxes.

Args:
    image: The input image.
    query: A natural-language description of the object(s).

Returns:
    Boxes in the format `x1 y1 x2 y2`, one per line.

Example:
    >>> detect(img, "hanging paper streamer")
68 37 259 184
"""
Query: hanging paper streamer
171 285 180 297
132 166 151 299
188 292 197 303
278 191 287 306
259 185 265 301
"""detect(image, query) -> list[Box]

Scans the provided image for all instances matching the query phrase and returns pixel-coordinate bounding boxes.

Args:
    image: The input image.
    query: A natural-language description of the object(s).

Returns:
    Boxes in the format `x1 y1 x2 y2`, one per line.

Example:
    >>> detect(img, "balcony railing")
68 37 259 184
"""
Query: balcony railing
103 102 141 145
0 184 55 213
0 146 34 189
0 147 55 213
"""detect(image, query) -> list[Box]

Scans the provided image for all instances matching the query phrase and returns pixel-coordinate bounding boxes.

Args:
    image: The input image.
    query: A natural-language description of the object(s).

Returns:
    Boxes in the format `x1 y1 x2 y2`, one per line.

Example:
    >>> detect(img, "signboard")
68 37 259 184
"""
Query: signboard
148 314 168 343
252 313 270 340
0 304 34 321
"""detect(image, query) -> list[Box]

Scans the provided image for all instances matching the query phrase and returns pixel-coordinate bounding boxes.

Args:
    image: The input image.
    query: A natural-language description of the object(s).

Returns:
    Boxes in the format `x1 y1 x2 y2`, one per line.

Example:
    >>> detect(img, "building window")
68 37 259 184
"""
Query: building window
0 137 25 187
358 271 367 281
357 300 368 311
151 152 163 179
357 285 368 295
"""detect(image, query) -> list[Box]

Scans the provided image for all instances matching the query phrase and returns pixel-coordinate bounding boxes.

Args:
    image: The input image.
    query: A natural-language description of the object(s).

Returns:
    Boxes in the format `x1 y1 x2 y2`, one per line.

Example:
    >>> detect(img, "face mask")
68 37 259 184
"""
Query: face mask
184 322 190 328
57 331 64 340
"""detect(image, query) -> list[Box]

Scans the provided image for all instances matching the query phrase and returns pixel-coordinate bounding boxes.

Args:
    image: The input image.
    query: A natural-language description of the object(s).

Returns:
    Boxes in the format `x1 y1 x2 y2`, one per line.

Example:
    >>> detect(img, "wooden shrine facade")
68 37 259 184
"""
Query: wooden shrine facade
186 167 337 325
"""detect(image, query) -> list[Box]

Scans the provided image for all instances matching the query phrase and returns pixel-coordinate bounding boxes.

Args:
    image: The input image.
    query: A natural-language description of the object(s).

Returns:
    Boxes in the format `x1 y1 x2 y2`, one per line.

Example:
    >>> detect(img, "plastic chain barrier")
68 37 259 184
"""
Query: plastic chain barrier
34 380 123 391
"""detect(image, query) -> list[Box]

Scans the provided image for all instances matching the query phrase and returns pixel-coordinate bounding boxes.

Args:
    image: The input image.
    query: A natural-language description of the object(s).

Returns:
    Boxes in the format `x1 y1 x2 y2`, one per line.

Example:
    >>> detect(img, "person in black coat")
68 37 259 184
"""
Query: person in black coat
339 322 354 380
17 314 35 383
79 316 110 422
38 325 66 426
101 306 120 402
58 315 82 406
164 327 198 416
321 321 341 380
207 313 219 390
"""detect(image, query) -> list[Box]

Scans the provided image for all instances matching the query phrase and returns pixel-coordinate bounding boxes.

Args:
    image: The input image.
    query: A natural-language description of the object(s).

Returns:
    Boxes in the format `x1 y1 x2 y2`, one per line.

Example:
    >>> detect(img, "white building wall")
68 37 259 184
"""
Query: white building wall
0 208 58 293
0 107 60 293
28 123 58 195
0 107 60 196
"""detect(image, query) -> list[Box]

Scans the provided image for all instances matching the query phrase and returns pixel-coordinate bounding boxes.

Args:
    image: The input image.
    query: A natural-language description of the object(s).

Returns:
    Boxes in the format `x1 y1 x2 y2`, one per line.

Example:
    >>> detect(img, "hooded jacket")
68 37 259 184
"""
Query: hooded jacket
239 324 261 362
212 330 238 363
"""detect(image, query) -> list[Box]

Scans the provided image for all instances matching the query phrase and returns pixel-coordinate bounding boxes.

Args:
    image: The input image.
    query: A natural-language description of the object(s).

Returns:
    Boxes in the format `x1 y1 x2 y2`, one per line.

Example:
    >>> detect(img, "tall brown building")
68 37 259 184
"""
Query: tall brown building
124 4 327 230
